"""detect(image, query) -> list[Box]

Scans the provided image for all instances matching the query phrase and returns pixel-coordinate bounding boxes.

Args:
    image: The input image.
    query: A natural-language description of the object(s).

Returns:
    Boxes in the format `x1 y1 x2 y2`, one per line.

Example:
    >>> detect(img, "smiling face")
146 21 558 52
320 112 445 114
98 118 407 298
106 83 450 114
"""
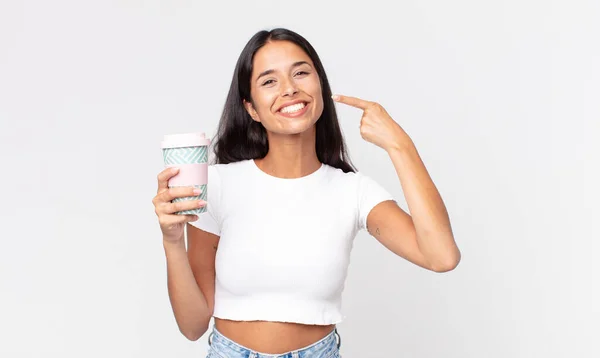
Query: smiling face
244 40 324 136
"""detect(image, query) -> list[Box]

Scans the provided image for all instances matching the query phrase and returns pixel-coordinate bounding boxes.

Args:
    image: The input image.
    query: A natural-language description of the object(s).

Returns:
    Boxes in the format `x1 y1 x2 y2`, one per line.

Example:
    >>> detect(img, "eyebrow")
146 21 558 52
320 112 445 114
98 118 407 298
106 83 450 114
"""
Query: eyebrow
255 61 311 82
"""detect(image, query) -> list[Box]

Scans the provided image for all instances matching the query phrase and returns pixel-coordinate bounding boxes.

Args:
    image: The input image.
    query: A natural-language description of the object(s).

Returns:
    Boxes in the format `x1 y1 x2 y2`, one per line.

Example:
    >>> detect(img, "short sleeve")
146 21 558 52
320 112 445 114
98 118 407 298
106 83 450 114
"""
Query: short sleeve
188 165 221 236
356 172 396 231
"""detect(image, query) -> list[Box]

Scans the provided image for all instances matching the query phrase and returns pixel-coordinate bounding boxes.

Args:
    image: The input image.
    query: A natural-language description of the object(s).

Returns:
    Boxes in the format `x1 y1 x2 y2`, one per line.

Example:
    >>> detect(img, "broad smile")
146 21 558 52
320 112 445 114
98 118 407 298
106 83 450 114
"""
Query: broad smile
277 101 309 118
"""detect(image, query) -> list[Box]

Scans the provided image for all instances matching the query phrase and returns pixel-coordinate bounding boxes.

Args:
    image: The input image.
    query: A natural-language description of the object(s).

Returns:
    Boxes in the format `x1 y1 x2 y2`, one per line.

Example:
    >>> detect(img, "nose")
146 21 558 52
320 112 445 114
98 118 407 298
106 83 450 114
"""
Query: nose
280 77 298 97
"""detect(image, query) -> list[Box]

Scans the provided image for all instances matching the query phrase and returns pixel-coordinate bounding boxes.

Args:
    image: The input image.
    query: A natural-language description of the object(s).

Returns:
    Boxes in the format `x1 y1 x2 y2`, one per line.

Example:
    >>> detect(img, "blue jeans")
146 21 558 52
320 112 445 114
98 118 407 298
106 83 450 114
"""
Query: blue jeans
206 325 342 358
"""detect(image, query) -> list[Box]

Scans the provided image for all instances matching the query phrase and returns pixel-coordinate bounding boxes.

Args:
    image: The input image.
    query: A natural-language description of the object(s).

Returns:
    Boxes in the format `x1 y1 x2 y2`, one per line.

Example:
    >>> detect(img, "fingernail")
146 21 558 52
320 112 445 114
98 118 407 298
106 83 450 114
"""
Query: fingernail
332 94 340 101
171 167 179 173
193 188 201 195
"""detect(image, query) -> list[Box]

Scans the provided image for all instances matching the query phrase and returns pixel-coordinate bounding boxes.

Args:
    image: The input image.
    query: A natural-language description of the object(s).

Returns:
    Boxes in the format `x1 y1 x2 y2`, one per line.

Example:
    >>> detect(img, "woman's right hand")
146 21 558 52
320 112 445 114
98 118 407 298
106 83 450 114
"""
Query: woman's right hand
152 167 206 243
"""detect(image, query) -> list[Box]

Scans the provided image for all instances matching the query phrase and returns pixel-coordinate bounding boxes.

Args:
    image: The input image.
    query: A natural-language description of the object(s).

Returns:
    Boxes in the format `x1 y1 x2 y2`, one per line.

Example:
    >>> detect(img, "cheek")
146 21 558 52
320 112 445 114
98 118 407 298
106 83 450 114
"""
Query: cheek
254 92 278 116
314 99 325 119
309 83 324 113
308 78 322 97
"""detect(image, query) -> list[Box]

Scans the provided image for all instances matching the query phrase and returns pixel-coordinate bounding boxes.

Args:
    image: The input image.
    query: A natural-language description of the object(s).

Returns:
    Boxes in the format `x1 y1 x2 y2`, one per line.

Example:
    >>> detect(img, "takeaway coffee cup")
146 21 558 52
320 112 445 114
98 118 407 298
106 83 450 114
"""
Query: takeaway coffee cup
161 132 210 215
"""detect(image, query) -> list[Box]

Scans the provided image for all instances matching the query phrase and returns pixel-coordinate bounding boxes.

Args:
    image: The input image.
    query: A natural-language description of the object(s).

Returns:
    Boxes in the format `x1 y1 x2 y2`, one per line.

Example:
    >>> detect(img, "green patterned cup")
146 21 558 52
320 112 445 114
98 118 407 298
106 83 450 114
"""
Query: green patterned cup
161 132 210 215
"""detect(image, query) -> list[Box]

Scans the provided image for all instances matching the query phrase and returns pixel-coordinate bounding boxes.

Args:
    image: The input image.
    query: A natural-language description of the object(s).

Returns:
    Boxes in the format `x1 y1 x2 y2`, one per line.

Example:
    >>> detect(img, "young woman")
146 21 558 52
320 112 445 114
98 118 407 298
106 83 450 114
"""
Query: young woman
152 28 461 358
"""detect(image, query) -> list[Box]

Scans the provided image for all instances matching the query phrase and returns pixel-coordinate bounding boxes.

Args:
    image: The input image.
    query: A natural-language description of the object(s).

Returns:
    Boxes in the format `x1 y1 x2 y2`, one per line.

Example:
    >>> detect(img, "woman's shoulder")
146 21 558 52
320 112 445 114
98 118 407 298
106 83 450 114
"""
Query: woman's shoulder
323 164 386 192
322 163 364 186
323 163 364 178
207 159 252 177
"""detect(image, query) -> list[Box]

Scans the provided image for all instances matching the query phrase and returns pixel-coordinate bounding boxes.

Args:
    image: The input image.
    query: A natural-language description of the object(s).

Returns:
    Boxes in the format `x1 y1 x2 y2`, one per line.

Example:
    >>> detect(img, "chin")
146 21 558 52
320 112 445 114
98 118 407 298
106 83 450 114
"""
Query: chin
270 121 317 136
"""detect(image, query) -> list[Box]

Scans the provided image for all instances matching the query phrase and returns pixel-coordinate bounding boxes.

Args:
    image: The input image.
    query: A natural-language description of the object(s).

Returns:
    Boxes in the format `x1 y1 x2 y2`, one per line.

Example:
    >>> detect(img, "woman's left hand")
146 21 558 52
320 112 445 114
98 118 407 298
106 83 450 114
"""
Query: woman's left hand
332 94 413 152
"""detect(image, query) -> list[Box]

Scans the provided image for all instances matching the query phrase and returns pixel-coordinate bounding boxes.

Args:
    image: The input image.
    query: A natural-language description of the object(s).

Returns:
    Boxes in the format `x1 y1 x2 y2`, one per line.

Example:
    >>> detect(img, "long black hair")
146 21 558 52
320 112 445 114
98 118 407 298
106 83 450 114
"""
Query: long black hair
210 28 356 173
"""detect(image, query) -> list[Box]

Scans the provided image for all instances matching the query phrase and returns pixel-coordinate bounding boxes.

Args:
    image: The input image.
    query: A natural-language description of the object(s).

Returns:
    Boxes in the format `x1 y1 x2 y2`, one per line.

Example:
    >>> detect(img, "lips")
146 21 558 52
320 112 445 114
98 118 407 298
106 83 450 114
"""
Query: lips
277 100 308 113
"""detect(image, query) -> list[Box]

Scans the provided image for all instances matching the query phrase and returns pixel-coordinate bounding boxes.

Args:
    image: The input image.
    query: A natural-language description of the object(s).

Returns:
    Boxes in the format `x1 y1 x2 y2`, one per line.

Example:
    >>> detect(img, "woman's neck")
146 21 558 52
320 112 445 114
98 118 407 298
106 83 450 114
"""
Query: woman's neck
255 130 321 179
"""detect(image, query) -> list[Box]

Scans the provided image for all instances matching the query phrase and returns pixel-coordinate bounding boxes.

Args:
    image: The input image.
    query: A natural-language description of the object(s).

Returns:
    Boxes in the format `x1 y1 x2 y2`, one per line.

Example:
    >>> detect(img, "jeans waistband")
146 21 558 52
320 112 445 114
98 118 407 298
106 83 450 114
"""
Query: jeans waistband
208 325 341 358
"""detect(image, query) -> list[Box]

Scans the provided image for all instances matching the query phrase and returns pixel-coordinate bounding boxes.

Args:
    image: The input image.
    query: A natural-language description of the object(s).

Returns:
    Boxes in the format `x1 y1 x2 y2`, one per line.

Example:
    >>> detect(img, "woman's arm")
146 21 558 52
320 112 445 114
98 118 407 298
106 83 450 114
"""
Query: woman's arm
163 225 218 340
368 142 460 272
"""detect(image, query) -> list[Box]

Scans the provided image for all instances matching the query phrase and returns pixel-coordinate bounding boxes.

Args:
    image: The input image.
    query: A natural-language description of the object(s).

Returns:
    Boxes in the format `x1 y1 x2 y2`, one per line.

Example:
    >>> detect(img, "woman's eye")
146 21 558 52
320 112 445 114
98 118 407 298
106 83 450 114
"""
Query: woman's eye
262 71 308 86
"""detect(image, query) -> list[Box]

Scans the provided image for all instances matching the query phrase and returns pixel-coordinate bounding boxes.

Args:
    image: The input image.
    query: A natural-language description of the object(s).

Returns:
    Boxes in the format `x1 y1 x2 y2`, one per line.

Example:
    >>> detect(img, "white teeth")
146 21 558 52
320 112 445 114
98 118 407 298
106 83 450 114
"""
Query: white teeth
280 102 306 114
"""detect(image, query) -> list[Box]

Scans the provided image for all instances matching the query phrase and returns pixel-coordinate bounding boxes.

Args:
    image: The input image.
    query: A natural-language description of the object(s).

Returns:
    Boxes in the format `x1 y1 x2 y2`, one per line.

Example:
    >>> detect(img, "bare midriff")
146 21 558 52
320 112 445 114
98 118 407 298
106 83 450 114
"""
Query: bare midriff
214 317 336 354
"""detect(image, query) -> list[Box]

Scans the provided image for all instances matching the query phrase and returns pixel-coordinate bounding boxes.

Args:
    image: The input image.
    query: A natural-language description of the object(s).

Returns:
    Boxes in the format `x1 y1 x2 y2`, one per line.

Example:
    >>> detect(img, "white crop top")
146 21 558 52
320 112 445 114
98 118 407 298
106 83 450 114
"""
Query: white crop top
188 159 395 325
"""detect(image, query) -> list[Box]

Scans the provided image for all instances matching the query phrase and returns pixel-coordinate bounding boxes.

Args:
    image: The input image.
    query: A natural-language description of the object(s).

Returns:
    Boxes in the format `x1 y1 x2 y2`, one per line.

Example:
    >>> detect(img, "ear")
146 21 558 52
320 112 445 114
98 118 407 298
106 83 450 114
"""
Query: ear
243 99 261 122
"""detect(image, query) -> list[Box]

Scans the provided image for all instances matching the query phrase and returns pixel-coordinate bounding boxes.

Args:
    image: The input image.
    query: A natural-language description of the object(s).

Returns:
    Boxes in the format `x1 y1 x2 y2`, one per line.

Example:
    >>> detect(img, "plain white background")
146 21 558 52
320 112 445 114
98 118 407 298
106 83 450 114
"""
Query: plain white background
0 0 597 357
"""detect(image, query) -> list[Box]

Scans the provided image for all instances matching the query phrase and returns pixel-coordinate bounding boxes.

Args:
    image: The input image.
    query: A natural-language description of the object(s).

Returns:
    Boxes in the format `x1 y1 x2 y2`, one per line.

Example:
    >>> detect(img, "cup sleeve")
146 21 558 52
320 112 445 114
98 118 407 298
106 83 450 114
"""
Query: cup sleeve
188 165 221 236
356 172 396 232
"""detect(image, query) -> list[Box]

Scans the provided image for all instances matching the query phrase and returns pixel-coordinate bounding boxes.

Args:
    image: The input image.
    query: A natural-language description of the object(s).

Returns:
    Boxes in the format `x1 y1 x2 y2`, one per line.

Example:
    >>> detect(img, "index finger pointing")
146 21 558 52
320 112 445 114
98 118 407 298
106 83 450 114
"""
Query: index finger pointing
332 94 370 110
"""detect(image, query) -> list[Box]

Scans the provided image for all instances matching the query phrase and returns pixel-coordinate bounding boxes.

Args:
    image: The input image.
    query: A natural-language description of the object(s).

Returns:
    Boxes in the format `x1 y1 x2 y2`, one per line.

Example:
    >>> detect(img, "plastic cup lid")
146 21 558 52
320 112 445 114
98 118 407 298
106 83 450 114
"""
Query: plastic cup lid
161 132 211 149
